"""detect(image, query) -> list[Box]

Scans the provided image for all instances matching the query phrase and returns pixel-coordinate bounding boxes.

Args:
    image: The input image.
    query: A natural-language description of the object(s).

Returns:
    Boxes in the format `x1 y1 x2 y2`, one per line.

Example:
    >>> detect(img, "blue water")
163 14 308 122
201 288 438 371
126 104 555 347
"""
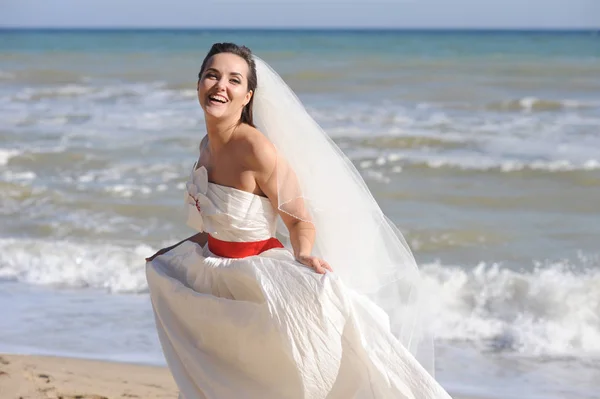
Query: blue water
1 29 599 399
2 29 599 57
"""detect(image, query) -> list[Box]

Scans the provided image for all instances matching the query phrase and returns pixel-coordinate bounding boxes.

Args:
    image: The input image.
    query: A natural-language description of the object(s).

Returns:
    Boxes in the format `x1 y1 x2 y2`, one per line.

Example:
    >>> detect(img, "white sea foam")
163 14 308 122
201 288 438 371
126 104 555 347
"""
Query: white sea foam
0 238 154 294
14 84 94 101
1 170 37 181
4 80 599 175
358 152 600 173
1 237 597 359
179 89 197 99
489 97 598 112
420 258 600 358
11 81 192 104
105 184 153 197
0 149 21 166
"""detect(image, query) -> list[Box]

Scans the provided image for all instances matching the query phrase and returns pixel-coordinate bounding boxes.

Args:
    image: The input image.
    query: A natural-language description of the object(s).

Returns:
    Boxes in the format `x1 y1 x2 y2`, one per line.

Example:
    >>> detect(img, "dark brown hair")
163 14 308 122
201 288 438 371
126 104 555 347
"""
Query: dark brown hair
198 42 257 127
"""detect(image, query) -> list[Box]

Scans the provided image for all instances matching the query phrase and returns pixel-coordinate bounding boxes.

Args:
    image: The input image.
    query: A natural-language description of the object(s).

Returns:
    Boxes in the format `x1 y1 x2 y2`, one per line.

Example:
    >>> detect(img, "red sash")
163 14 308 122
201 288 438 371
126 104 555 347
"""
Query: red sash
208 234 284 259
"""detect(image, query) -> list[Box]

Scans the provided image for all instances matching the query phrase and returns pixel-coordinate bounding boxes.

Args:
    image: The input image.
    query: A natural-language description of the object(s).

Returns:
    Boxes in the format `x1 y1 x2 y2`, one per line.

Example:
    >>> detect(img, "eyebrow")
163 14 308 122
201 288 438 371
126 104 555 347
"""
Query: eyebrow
205 67 243 77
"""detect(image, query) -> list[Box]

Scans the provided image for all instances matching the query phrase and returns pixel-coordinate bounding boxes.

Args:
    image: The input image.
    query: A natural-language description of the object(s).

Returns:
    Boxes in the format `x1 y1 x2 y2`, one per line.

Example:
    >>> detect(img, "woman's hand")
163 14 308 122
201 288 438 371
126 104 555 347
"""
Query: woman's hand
296 254 333 274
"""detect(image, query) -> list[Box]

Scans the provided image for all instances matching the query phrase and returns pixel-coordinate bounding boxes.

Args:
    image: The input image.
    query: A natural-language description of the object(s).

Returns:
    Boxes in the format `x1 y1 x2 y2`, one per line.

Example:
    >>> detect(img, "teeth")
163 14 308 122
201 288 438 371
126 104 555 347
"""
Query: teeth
209 95 227 103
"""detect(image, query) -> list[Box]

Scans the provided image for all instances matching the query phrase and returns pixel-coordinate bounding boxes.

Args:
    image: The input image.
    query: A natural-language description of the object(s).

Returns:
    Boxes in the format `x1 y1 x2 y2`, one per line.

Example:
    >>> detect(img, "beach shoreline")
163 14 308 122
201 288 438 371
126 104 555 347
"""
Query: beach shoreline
0 353 178 399
0 353 479 399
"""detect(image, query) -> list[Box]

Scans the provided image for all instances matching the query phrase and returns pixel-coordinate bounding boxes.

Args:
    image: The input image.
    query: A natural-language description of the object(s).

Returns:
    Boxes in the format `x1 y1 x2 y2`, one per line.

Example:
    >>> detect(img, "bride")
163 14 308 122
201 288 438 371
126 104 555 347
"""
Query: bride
145 42 452 399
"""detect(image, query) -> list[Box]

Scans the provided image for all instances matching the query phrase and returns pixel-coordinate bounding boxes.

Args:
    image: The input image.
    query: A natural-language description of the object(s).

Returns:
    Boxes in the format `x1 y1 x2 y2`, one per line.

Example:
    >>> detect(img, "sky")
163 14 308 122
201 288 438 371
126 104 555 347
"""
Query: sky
1 0 599 29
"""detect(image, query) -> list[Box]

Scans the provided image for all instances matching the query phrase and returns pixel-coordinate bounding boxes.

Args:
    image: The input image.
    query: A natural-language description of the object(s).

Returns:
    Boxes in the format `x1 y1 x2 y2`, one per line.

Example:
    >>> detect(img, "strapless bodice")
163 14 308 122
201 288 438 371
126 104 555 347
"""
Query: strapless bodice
184 164 279 242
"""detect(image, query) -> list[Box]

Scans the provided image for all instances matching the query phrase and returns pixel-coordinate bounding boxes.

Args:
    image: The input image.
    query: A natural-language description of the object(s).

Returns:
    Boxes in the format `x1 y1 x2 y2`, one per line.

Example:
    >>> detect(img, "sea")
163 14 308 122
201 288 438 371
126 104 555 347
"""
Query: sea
0 29 599 399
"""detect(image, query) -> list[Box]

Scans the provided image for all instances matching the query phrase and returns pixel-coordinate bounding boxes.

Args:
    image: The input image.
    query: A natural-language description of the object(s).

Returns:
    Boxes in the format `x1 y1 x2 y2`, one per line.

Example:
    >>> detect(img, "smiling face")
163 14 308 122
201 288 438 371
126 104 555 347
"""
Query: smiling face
197 52 253 122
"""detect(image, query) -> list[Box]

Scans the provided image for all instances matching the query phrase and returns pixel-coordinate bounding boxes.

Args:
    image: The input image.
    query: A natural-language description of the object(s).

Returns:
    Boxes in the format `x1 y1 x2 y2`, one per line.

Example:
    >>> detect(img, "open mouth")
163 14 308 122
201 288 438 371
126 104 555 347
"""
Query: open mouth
208 94 228 105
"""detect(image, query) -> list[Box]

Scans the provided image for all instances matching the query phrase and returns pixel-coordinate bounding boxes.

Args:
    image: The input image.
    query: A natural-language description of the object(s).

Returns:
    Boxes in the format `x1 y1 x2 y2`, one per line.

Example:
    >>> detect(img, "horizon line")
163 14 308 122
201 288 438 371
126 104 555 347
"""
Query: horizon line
1 26 598 32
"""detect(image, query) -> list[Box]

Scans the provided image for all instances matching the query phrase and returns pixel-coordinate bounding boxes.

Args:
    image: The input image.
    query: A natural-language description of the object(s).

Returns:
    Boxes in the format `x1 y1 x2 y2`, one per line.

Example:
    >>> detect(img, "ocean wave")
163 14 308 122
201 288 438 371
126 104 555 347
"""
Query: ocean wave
10 81 197 104
1 237 598 358
358 134 468 151
357 153 600 174
11 69 87 85
0 148 21 165
420 256 600 358
1 170 37 184
419 158 600 173
13 83 154 102
0 239 153 293
14 84 95 101
407 229 502 252
485 97 597 112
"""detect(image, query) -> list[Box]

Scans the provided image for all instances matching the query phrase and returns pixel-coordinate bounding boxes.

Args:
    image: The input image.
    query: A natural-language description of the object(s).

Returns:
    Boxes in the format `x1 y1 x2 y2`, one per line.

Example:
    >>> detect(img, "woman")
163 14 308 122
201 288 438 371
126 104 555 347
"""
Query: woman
146 42 452 399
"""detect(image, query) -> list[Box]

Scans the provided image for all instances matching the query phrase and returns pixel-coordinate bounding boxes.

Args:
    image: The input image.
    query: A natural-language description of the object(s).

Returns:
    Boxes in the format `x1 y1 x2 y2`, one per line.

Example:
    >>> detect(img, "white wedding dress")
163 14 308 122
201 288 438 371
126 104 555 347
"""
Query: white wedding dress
146 164 452 399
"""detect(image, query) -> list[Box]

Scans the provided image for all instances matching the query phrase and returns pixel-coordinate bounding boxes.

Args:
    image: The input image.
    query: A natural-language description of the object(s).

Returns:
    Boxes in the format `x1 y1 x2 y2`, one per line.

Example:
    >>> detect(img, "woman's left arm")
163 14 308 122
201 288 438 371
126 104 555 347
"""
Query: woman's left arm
283 211 332 274
249 136 332 274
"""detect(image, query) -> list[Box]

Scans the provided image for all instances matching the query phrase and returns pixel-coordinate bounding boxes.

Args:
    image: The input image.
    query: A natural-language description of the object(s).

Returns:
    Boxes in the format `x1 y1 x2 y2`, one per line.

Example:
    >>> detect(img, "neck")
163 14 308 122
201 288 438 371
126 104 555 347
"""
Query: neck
204 115 241 152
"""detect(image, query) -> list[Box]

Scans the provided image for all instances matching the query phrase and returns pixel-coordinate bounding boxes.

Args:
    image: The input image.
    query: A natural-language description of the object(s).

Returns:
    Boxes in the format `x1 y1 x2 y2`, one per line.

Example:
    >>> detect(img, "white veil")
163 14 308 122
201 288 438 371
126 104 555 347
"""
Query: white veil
252 56 434 376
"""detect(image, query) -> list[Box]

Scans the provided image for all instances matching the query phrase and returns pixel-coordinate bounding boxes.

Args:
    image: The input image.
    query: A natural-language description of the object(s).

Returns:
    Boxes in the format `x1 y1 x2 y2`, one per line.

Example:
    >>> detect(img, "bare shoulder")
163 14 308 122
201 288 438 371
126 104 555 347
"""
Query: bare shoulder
198 134 208 152
233 124 277 176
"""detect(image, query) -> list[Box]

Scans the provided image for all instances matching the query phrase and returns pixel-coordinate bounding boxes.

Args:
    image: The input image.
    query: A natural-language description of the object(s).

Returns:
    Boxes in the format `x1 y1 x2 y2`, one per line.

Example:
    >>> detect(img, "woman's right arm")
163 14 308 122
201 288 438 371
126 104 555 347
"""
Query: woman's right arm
145 232 208 262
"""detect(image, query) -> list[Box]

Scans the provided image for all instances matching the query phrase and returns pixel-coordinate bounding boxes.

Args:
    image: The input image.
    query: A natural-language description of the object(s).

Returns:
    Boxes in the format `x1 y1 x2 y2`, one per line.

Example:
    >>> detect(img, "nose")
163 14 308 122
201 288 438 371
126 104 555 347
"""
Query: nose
215 77 227 91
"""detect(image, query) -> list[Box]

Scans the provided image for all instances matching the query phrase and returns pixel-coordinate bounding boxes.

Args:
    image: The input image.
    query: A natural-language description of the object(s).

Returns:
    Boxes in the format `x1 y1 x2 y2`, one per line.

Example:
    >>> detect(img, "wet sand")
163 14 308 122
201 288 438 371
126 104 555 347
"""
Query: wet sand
0 354 177 399
0 353 482 399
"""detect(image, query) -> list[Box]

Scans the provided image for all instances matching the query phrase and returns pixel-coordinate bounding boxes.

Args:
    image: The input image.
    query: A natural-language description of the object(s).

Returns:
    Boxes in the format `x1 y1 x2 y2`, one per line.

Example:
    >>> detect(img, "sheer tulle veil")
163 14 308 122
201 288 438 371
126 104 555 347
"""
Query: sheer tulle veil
251 55 435 375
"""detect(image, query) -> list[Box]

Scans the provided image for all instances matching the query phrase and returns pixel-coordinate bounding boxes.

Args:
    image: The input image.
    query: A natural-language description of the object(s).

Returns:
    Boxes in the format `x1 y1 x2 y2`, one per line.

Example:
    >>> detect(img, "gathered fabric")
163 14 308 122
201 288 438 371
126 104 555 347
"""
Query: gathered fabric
145 164 452 399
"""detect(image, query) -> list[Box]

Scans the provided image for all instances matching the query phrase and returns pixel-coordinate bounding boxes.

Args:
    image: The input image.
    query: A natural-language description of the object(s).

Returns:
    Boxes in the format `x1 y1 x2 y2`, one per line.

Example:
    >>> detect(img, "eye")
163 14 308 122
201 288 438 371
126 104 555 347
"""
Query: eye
205 72 217 79
230 79 241 84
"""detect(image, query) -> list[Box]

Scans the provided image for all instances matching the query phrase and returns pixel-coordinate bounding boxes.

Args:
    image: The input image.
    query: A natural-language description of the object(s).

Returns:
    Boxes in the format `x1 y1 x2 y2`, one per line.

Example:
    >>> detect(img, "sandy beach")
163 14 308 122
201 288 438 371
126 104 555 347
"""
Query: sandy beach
0 354 178 399
0 353 479 399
